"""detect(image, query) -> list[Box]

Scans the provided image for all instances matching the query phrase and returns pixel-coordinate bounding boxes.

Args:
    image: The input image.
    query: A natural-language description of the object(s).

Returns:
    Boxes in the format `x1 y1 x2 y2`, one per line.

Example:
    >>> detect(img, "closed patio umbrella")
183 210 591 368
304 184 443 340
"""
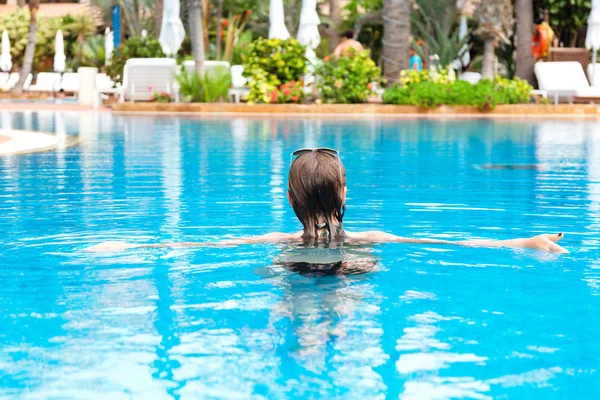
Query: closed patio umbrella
587 0 600 86
54 29 66 73
159 0 186 56
0 29 11 72
105 27 114 66
269 0 290 40
297 0 320 50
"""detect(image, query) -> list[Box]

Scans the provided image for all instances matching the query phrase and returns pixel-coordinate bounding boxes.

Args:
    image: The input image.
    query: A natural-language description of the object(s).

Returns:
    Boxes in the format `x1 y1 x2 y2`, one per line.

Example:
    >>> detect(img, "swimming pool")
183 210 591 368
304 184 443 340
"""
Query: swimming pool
1 112 599 399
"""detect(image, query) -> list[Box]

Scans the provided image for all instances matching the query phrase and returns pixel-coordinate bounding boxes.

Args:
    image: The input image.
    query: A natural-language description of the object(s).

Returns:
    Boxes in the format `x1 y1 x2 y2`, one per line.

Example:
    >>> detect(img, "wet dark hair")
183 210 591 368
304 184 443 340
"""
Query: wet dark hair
288 151 346 242
342 30 354 39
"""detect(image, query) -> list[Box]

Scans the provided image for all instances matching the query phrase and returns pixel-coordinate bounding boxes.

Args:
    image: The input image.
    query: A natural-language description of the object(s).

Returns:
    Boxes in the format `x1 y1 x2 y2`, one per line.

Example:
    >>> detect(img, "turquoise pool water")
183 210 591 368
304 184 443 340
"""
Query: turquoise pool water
1 112 599 399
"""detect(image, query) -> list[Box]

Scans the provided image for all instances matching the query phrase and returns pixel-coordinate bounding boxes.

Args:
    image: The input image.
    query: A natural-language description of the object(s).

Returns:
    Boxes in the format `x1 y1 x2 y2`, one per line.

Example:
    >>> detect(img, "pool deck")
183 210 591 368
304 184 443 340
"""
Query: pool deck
2 100 600 118
110 102 600 118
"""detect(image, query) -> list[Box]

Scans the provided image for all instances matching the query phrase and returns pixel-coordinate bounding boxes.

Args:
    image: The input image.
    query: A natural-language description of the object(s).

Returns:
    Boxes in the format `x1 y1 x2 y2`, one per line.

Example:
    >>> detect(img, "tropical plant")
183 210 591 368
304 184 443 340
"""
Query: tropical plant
382 0 410 83
412 20 470 69
399 68 456 86
175 67 231 102
78 35 106 68
105 36 165 83
13 0 39 93
62 12 100 66
222 10 253 62
316 49 383 103
474 0 513 80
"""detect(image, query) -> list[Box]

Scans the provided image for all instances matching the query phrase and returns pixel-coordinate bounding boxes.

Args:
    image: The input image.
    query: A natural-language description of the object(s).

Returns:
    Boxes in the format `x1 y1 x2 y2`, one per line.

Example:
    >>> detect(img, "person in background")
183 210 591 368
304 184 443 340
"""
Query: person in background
333 30 364 58
409 47 423 71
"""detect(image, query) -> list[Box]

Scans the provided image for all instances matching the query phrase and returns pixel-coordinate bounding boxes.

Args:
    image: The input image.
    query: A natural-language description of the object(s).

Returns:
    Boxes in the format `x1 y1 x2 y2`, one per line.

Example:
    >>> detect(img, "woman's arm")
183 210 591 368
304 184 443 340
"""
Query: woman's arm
84 232 302 253
346 231 568 254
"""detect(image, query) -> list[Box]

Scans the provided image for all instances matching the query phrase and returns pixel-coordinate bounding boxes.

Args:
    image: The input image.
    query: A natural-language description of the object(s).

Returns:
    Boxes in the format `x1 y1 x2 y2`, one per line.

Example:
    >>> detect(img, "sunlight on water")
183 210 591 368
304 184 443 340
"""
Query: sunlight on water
0 112 599 398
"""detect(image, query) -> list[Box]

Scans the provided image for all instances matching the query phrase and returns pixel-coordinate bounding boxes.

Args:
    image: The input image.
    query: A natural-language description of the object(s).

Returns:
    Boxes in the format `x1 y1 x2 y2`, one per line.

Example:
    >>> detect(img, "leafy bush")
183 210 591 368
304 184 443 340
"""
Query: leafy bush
399 68 456 87
383 77 534 111
243 37 306 83
105 36 165 84
175 67 231 103
315 49 383 104
242 37 306 104
151 92 174 103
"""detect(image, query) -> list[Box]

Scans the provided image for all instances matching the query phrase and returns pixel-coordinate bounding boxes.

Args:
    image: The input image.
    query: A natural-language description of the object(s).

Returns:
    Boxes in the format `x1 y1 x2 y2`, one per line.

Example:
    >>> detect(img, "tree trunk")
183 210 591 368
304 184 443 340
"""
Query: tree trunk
515 0 535 84
382 0 410 84
327 0 341 53
215 0 223 60
482 37 495 80
13 0 39 94
202 0 210 53
187 0 205 75
155 0 163 38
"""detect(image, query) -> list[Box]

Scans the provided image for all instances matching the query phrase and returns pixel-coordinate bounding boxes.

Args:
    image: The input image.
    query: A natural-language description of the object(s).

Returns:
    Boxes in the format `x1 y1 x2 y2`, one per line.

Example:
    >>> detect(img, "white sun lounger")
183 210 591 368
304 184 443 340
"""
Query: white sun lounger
60 72 80 93
119 58 178 102
534 61 600 104
1 73 32 91
229 65 249 103
26 72 61 93
96 73 116 91
0 72 8 87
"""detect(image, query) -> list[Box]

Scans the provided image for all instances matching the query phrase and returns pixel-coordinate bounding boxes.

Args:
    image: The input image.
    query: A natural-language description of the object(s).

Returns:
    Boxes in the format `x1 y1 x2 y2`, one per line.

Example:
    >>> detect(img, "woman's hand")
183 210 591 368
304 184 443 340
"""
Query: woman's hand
518 233 568 254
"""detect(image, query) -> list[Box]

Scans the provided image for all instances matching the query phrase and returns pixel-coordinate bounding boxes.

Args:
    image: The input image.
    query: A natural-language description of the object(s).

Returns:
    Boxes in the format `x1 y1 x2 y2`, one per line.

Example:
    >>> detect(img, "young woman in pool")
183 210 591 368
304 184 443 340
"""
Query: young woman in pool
87 148 567 254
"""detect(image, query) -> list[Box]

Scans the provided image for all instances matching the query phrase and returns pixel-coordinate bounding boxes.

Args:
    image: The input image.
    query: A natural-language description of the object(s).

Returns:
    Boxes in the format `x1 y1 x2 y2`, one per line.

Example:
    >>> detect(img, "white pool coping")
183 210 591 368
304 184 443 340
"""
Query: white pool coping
0 129 60 156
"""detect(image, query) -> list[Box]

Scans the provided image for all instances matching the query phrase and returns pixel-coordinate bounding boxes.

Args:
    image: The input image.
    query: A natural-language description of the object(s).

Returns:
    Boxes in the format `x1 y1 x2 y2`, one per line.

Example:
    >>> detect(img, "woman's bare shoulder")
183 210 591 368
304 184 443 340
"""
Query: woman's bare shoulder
345 231 398 242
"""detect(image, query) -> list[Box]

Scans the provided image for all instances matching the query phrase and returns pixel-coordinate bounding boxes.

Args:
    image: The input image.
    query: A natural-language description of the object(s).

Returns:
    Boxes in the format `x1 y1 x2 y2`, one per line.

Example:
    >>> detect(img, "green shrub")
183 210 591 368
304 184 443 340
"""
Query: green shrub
175 67 231 103
105 36 165 84
243 37 306 83
399 68 456 86
383 77 534 111
316 49 383 104
242 37 306 104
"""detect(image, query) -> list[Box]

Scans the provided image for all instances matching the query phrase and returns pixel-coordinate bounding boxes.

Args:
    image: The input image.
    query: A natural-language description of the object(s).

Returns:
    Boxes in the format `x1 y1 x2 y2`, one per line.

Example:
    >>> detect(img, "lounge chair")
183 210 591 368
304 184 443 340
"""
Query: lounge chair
96 73 116 91
0 73 32 92
534 61 600 104
587 64 600 87
60 72 79 93
229 65 249 103
459 72 482 84
0 72 8 87
26 72 61 93
118 58 178 102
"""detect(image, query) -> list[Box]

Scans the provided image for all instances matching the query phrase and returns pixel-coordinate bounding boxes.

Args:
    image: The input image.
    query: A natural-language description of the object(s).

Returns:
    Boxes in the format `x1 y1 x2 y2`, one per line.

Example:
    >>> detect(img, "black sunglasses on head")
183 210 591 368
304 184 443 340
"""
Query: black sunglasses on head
290 148 343 179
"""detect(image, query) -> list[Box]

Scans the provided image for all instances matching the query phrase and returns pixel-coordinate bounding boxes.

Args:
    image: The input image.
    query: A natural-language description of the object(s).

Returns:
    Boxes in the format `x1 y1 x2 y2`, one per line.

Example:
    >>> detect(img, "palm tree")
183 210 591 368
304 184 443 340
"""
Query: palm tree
187 0 205 74
474 0 513 80
327 0 341 53
12 0 39 94
515 0 534 84
382 0 410 83
63 12 100 66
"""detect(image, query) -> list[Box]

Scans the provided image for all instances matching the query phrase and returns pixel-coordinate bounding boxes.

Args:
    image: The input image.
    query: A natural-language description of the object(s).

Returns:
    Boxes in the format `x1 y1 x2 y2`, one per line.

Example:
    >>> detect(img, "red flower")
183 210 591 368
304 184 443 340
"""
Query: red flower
283 88 291 95
367 82 373 90
270 90 279 103
291 96 299 101
323 55 331 62
148 86 153 91
222 19 229 27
